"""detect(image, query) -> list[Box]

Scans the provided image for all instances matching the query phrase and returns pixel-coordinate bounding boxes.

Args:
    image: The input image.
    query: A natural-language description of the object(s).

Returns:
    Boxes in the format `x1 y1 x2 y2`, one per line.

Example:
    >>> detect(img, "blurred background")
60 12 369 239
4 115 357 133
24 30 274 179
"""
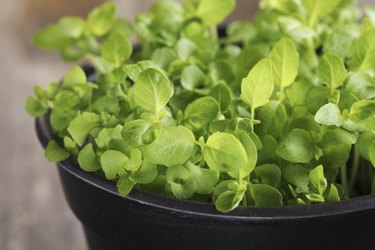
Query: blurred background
0 0 372 249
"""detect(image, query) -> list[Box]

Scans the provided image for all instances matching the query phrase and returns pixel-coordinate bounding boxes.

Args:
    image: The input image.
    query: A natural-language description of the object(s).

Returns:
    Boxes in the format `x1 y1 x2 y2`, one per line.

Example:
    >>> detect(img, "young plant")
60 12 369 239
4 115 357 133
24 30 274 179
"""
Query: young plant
27 0 375 212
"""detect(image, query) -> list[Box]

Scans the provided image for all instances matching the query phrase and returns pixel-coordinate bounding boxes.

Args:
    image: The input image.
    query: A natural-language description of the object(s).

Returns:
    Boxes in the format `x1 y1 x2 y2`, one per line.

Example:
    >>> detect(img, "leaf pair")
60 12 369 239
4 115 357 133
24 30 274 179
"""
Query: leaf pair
133 68 174 114
241 38 299 122
196 0 236 26
166 162 219 199
142 126 197 167
33 3 121 62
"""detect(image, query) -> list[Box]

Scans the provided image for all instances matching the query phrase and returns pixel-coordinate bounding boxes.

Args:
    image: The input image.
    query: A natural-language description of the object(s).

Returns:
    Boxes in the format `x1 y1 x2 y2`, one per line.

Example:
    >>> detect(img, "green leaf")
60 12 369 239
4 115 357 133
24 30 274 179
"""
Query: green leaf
315 103 345 127
213 180 246 212
117 175 135 196
93 57 114 74
123 63 142 82
349 100 375 121
301 0 341 26
321 144 352 170
282 164 310 190
256 101 287 139
257 135 278 165
33 85 49 101
306 193 325 203
186 162 219 194
347 106 375 131
326 184 340 202
278 17 315 42
209 119 236 134
204 132 248 173
369 141 375 168
32 17 85 50
276 129 315 163
101 31 133 67
77 143 101 172
92 96 120 114
262 0 301 14
250 184 283 207
175 38 197 61
254 164 281 187
63 66 87 86
27 0 375 212
305 86 331 114
209 61 235 84
100 150 129 180
122 119 162 148
142 126 197 167
133 68 173 113
309 165 327 194
214 191 244 213
58 17 86 39
345 72 375 100
151 48 178 69
236 44 270 80
25 96 47 117
350 29 375 71
317 53 347 91
184 97 220 131
54 90 80 110
241 59 274 112
357 131 375 161
324 26 360 58
229 130 258 179
196 0 236 26
45 140 70 162
125 149 143 173
95 125 123 149
88 2 117 36
130 161 158 184
283 80 308 113
209 83 233 111
287 116 321 136
268 38 299 89
140 175 167 194
67 112 100 146
50 108 77 132
107 137 126 153
182 21 206 40
166 165 196 199
319 127 356 147
63 136 78 155
365 6 375 24
33 25 64 49
180 65 206 91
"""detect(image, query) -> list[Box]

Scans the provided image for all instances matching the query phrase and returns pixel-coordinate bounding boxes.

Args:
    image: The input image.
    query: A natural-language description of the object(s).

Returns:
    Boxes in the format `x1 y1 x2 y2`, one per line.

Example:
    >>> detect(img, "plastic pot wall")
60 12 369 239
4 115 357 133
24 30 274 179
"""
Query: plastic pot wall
36 112 375 250
35 65 375 250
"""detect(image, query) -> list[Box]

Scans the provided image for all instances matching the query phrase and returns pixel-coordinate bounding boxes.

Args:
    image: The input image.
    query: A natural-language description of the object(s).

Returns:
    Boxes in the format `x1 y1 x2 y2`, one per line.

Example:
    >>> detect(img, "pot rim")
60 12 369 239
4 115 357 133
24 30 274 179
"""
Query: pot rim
36 115 375 221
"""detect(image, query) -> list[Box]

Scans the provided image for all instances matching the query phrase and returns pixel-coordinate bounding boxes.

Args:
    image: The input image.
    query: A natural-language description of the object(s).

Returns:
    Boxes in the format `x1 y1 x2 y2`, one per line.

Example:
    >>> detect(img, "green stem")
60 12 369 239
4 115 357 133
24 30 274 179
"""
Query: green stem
242 192 247 206
210 25 218 42
198 140 206 168
306 39 318 69
84 35 100 55
341 165 349 198
308 14 318 28
348 145 360 193
250 108 255 132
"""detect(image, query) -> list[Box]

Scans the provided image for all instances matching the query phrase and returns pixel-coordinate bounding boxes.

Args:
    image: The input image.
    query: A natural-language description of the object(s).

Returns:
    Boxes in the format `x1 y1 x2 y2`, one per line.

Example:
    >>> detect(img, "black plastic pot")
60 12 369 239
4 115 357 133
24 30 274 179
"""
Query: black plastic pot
35 66 375 250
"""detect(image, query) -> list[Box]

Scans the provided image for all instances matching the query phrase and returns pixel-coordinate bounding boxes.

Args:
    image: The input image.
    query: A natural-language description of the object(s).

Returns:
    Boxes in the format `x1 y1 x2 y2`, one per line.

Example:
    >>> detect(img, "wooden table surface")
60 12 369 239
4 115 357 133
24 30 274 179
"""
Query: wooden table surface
0 0 372 249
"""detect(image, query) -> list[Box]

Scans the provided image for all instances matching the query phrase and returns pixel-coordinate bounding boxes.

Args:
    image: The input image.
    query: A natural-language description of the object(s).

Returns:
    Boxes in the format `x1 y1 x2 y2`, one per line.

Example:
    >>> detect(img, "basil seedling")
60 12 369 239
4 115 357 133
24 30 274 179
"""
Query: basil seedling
27 0 375 212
